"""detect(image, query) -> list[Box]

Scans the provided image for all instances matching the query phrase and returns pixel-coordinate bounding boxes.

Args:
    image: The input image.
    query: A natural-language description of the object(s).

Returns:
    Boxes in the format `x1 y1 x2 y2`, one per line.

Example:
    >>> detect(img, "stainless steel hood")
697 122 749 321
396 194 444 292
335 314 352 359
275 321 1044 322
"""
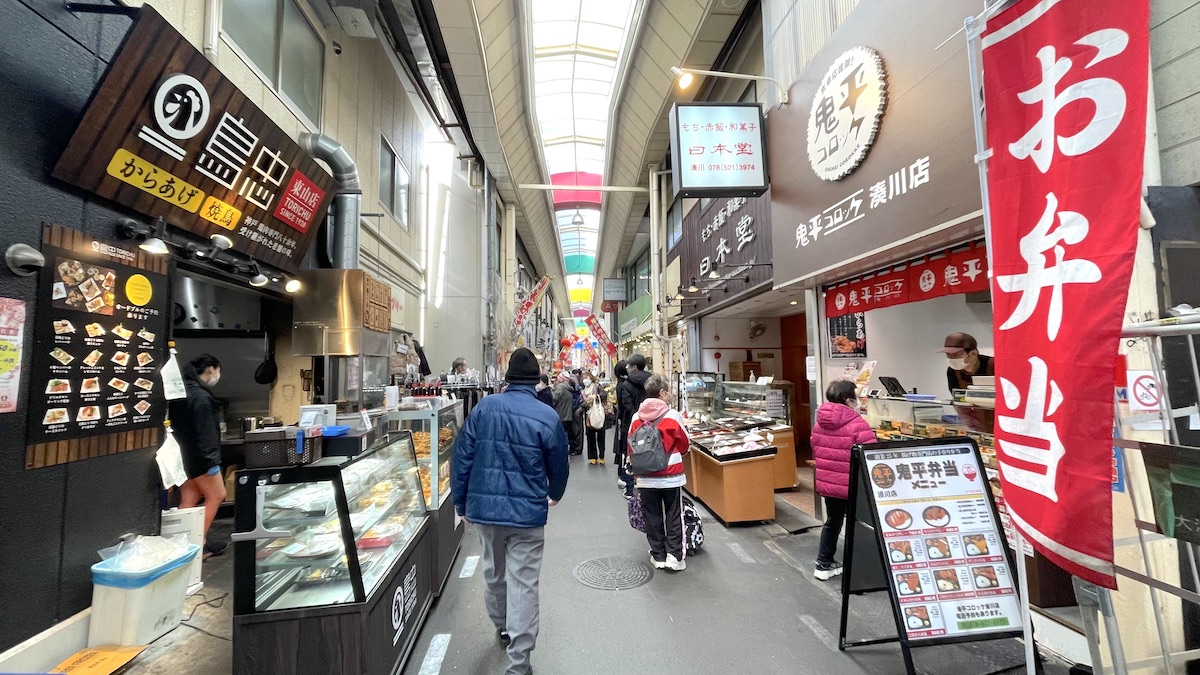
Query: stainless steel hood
292 269 392 356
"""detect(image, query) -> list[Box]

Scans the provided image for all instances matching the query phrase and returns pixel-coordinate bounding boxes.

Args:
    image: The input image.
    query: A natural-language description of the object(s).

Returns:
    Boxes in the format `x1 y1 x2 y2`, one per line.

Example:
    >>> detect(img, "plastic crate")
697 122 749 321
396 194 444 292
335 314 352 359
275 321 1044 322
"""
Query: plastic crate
88 544 200 646
244 427 324 468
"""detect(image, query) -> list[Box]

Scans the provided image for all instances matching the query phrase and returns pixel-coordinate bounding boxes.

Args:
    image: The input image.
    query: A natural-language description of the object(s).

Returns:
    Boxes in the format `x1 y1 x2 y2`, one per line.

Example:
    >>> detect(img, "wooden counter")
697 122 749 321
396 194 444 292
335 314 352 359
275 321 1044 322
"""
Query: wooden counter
687 448 777 524
770 427 798 490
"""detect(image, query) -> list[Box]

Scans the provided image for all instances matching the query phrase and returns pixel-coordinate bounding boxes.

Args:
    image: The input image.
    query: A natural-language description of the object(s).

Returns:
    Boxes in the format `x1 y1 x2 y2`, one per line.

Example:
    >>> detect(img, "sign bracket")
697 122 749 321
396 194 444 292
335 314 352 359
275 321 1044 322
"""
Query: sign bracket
65 3 139 17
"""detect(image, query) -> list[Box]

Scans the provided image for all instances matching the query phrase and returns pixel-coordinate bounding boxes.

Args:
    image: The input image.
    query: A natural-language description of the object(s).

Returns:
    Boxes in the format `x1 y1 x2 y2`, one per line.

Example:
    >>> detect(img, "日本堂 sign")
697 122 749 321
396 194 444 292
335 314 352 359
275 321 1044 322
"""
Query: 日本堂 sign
52 7 338 274
981 0 1148 589
669 103 769 199
678 194 773 317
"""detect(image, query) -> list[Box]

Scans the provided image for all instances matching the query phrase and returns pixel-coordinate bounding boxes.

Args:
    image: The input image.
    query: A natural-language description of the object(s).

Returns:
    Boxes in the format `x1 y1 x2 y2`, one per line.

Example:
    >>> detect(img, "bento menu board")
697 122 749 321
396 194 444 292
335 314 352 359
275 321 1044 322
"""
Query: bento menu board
864 442 1023 641
26 224 169 466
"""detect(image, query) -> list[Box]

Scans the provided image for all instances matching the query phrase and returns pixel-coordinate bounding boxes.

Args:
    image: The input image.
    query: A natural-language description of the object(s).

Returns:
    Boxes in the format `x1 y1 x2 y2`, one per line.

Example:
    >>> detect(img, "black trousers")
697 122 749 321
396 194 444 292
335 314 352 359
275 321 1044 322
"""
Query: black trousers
562 420 580 455
818 496 848 565
586 425 607 460
640 486 685 561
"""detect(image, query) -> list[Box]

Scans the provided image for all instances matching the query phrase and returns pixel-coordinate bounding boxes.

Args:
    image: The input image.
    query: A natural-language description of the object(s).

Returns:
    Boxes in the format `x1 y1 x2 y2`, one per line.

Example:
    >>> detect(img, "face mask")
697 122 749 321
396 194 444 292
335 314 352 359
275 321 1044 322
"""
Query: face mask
583 379 592 385
206 373 220 387
536 382 545 391
947 358 967 370
846 399 858 408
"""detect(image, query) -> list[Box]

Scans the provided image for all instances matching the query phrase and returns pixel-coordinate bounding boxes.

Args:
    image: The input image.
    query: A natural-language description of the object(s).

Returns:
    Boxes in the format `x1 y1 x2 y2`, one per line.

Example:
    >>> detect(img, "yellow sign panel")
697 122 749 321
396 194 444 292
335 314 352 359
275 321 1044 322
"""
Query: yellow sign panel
51 645 146 674
105 148 205 213
199 195 243 230
0 342 17 375
125 274 153 307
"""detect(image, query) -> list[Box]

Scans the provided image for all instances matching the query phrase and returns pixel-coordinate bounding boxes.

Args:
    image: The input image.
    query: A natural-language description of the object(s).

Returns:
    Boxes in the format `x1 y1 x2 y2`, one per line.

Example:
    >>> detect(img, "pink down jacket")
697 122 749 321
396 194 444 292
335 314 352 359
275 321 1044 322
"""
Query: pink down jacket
810 402 877 500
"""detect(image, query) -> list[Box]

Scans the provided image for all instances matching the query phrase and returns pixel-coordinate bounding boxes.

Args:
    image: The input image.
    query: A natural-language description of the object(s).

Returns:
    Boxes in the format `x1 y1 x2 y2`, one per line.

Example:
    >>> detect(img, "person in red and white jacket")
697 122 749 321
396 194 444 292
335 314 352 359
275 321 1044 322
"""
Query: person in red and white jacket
627 373 691 571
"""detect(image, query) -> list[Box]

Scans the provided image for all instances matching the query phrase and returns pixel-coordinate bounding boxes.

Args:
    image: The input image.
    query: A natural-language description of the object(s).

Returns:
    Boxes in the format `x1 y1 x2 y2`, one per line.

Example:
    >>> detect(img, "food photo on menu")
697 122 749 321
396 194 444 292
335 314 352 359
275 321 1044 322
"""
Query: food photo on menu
78 405 101 422
85 322 105 337
50 347 74 366
934 569 963 593
43 408 69 425
895 572 924 596
83 350 103 367
53 319 75 335
81 377 100 394
134 400 151 416
904 606 933 630
46 379 71 395
112 324 133 341
884 508 914 531
962 533 991 557
923 505 952 528
53 258 116 316
924 537 952 560
888 540 914 563
972 566 1000 589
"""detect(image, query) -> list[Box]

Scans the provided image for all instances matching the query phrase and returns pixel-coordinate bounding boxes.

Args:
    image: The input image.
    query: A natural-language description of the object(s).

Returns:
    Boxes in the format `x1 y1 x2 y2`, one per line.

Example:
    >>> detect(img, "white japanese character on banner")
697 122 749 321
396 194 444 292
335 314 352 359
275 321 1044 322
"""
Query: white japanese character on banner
997 192 1102 340
963 258 984 282
834 293 847 312
998 356 1066 502
1010 30 1129 173
715 238 732 265
869 180 887 209
700 256 711 277
861 286 873 304
239 146 289 210
735 215 755 251
944 264 961 287
195 113 258 189
849 290 859 306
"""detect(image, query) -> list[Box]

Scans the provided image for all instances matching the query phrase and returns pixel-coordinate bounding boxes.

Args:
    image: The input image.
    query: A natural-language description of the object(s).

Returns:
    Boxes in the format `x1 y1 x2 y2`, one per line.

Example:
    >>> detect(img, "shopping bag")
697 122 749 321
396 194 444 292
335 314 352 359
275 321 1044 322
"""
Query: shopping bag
587 401 606 429
156 429 188 488
161 348 186 401
627 490 646 533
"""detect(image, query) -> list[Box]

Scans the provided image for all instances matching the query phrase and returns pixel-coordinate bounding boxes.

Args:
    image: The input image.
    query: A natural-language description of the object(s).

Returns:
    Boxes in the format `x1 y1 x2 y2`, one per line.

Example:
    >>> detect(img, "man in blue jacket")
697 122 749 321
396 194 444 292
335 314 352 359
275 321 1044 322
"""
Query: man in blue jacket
452 347 569 675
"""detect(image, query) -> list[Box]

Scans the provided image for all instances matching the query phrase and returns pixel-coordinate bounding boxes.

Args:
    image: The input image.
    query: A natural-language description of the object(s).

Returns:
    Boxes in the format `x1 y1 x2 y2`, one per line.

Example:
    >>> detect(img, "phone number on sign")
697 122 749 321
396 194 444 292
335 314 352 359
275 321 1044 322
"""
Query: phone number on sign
704 163 758 172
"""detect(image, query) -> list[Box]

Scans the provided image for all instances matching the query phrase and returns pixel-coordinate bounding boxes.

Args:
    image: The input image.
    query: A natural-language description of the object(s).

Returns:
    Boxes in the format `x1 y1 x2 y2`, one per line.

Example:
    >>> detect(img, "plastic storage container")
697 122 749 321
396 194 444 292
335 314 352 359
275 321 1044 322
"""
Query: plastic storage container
88 544 199 646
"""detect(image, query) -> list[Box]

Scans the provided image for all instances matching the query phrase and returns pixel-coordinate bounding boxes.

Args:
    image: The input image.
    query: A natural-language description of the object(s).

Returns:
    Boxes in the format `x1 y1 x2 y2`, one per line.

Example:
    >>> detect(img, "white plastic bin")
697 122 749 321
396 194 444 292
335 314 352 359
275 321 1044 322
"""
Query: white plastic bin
87 544 199 647
160 507 205 595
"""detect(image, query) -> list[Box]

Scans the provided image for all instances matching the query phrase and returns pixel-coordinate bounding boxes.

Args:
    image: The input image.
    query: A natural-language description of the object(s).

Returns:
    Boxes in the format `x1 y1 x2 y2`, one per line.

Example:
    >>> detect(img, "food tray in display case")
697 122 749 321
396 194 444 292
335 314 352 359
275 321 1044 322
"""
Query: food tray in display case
386 399 462 509
715 380 794 427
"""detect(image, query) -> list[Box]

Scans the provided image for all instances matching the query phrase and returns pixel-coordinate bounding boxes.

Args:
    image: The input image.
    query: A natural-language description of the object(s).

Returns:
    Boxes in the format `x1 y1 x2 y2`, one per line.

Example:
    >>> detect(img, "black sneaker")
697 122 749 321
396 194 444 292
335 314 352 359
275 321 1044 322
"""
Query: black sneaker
497 630 511 646
814 560 842 580
203 540 228 559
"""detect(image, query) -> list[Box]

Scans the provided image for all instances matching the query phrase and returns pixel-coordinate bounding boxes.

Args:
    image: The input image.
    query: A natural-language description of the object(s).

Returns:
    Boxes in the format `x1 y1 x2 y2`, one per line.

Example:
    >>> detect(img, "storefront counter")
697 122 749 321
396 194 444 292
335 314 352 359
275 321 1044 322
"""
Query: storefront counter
685 445 777 524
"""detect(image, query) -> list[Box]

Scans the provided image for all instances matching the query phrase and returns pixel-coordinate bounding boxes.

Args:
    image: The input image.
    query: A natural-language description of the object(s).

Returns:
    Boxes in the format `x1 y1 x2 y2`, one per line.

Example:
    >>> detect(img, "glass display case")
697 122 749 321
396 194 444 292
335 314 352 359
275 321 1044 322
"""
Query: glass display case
232 431 429 615
386 399 463 508
327 355 390 413
678 372 723 420
714 380 794 427
865 397 962 433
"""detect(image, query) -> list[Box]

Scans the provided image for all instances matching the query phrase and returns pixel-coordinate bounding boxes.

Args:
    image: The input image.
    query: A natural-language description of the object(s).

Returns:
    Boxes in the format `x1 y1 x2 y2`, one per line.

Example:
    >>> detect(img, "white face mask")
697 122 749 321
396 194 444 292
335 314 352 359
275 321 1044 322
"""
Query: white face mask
206 372 220 387
947 358 967 371
536 382 546 391
583 379 592 386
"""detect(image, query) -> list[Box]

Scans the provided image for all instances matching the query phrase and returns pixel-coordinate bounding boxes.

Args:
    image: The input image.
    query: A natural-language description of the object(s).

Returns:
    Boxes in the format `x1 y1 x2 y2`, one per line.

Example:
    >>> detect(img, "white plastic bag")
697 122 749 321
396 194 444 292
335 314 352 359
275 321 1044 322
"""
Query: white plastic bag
156 428 188 489
161 348 186 401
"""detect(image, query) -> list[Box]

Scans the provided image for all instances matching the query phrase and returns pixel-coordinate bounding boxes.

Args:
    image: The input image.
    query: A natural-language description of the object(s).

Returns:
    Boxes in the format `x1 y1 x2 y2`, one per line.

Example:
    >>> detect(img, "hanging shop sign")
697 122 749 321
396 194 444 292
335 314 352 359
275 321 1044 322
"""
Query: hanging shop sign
769 0 981 287
584 315 617 356
583 340 601 367
668 103 769 200
840 439 1023 669
828 313 867 359
824 243 989 319
557 335 578 364
0 299 26 413
980 0 1148 589
808 47 888 182
678 194 773 317
511 276 552 341
602 279 626 302
363 273 392 334
26 224 170 469
51 7 338 274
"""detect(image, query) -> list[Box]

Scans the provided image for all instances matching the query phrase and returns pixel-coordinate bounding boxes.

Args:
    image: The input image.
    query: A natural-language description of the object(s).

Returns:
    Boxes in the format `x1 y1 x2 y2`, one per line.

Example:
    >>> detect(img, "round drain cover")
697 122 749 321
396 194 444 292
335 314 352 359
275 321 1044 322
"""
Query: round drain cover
572 556 653 590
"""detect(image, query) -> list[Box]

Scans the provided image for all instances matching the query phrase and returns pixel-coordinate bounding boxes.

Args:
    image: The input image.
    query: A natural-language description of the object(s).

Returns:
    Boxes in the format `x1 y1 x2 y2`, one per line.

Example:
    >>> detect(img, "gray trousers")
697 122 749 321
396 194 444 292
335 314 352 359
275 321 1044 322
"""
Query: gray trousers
477 523 545 675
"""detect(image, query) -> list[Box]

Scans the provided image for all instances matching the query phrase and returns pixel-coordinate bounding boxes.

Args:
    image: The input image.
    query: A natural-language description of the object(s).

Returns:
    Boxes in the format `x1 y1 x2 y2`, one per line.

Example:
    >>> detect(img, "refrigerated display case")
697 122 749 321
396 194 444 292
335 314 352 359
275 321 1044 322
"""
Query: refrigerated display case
712 380 797 490
231 431 434 675
386 399 464 596
678 371 723 420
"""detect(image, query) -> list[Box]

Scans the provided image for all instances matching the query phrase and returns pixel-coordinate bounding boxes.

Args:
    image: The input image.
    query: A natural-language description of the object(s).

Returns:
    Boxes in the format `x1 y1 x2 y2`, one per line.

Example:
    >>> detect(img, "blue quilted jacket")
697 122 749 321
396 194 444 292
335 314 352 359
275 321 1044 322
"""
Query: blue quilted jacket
452 384 570 528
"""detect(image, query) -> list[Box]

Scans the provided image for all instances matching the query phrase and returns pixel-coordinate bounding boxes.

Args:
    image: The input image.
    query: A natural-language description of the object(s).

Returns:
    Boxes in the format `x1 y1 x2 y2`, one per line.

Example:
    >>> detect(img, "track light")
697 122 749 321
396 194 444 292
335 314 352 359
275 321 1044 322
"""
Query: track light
285 278 302 293
210 233 233 251
138 217 170 255
688 277 699 293
248 262 268 288
708 270 720 280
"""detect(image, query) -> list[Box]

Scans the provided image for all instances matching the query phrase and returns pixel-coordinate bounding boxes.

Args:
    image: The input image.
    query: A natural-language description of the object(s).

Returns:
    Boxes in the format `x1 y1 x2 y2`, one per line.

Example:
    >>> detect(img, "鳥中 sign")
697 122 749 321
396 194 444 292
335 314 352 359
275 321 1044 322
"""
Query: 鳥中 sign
584 315 617 356
52 7 338 274
981 0 1148 588
669 103 769 199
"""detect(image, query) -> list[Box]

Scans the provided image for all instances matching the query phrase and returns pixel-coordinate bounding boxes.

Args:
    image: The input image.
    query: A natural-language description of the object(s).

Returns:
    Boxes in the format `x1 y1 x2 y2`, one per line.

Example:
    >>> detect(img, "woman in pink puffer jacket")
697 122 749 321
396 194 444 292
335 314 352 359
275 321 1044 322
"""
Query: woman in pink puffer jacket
810 379 877 580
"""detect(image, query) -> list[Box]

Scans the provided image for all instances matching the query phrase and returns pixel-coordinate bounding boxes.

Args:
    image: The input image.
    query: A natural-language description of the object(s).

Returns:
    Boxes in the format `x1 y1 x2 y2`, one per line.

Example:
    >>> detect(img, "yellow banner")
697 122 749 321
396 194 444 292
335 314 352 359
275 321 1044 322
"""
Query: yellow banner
106 148 205 213
199 195 242 230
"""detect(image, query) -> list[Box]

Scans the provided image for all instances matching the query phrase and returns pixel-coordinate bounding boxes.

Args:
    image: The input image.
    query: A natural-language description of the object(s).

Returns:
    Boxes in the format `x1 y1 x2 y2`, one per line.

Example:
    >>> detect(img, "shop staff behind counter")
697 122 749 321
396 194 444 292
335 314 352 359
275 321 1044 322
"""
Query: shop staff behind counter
939 332 994 395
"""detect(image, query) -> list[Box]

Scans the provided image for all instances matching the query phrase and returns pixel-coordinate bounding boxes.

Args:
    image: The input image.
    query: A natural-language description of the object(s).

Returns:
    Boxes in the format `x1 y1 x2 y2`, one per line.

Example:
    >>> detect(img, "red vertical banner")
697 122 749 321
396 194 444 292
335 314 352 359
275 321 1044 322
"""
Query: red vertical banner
557 335 578 365
584 314 618 356
982 0 1147 588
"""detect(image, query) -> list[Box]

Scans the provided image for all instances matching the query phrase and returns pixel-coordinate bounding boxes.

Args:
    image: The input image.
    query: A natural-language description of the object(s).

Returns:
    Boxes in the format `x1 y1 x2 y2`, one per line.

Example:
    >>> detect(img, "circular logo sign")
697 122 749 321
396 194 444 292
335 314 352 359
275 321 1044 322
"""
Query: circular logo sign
153 73 211 141
391 585 405 632
807 47 888 181
125 274 153 307
871 463 896 489
835 293 847 311
919 269 936 293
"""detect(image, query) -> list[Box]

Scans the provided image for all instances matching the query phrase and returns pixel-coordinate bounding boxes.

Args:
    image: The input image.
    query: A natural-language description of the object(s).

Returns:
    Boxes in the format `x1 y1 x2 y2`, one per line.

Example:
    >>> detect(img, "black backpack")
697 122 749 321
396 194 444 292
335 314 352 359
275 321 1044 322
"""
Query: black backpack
628 415 670 475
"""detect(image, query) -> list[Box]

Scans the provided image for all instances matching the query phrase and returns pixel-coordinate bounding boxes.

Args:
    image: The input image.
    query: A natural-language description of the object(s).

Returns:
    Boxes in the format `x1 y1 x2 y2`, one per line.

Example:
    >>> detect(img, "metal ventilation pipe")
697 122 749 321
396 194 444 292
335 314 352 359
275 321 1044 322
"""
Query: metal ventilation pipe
299 133 362 269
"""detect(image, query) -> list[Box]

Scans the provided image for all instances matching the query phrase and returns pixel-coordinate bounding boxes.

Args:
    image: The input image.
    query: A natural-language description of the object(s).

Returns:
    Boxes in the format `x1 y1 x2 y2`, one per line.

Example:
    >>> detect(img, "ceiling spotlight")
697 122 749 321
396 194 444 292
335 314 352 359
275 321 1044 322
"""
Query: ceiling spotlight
670 66 694 90
139 236 169 255
285 278 303 293
687 277 699 293
675 292 684 301
708 270 721 280
248 262 268 288
210 233 233 251
790 300 798 306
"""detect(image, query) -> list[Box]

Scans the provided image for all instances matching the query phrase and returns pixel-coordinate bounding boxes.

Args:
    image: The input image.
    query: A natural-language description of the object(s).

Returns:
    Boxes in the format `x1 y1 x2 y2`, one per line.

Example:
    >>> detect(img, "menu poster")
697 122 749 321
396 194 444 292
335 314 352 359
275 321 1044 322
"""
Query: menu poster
862 440 1023 642
828 313 867 359
0 299 26 413
26 225 169 460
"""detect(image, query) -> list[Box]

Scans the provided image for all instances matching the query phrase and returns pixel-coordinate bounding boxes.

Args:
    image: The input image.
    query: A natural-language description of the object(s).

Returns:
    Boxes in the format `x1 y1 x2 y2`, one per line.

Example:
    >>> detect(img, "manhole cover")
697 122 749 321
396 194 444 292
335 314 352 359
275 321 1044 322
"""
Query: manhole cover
572 556 653 590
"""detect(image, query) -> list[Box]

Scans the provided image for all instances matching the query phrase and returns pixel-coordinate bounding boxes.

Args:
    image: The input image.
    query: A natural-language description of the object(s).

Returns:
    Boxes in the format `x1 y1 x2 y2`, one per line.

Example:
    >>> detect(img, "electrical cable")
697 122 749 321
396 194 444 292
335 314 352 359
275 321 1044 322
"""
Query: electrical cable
176 592 232 641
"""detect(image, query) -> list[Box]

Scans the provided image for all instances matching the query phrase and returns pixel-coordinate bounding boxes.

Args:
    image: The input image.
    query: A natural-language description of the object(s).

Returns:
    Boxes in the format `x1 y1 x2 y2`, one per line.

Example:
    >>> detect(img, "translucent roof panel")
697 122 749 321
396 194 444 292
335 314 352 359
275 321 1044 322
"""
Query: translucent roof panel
530 0 634 316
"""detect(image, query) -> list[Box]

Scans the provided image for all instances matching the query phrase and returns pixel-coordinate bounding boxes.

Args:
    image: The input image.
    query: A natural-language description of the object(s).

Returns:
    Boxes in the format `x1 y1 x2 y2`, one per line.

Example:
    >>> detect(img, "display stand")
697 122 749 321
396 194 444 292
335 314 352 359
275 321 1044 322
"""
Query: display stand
838 438 1031 674
431 493 463 597
688 447 777 524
